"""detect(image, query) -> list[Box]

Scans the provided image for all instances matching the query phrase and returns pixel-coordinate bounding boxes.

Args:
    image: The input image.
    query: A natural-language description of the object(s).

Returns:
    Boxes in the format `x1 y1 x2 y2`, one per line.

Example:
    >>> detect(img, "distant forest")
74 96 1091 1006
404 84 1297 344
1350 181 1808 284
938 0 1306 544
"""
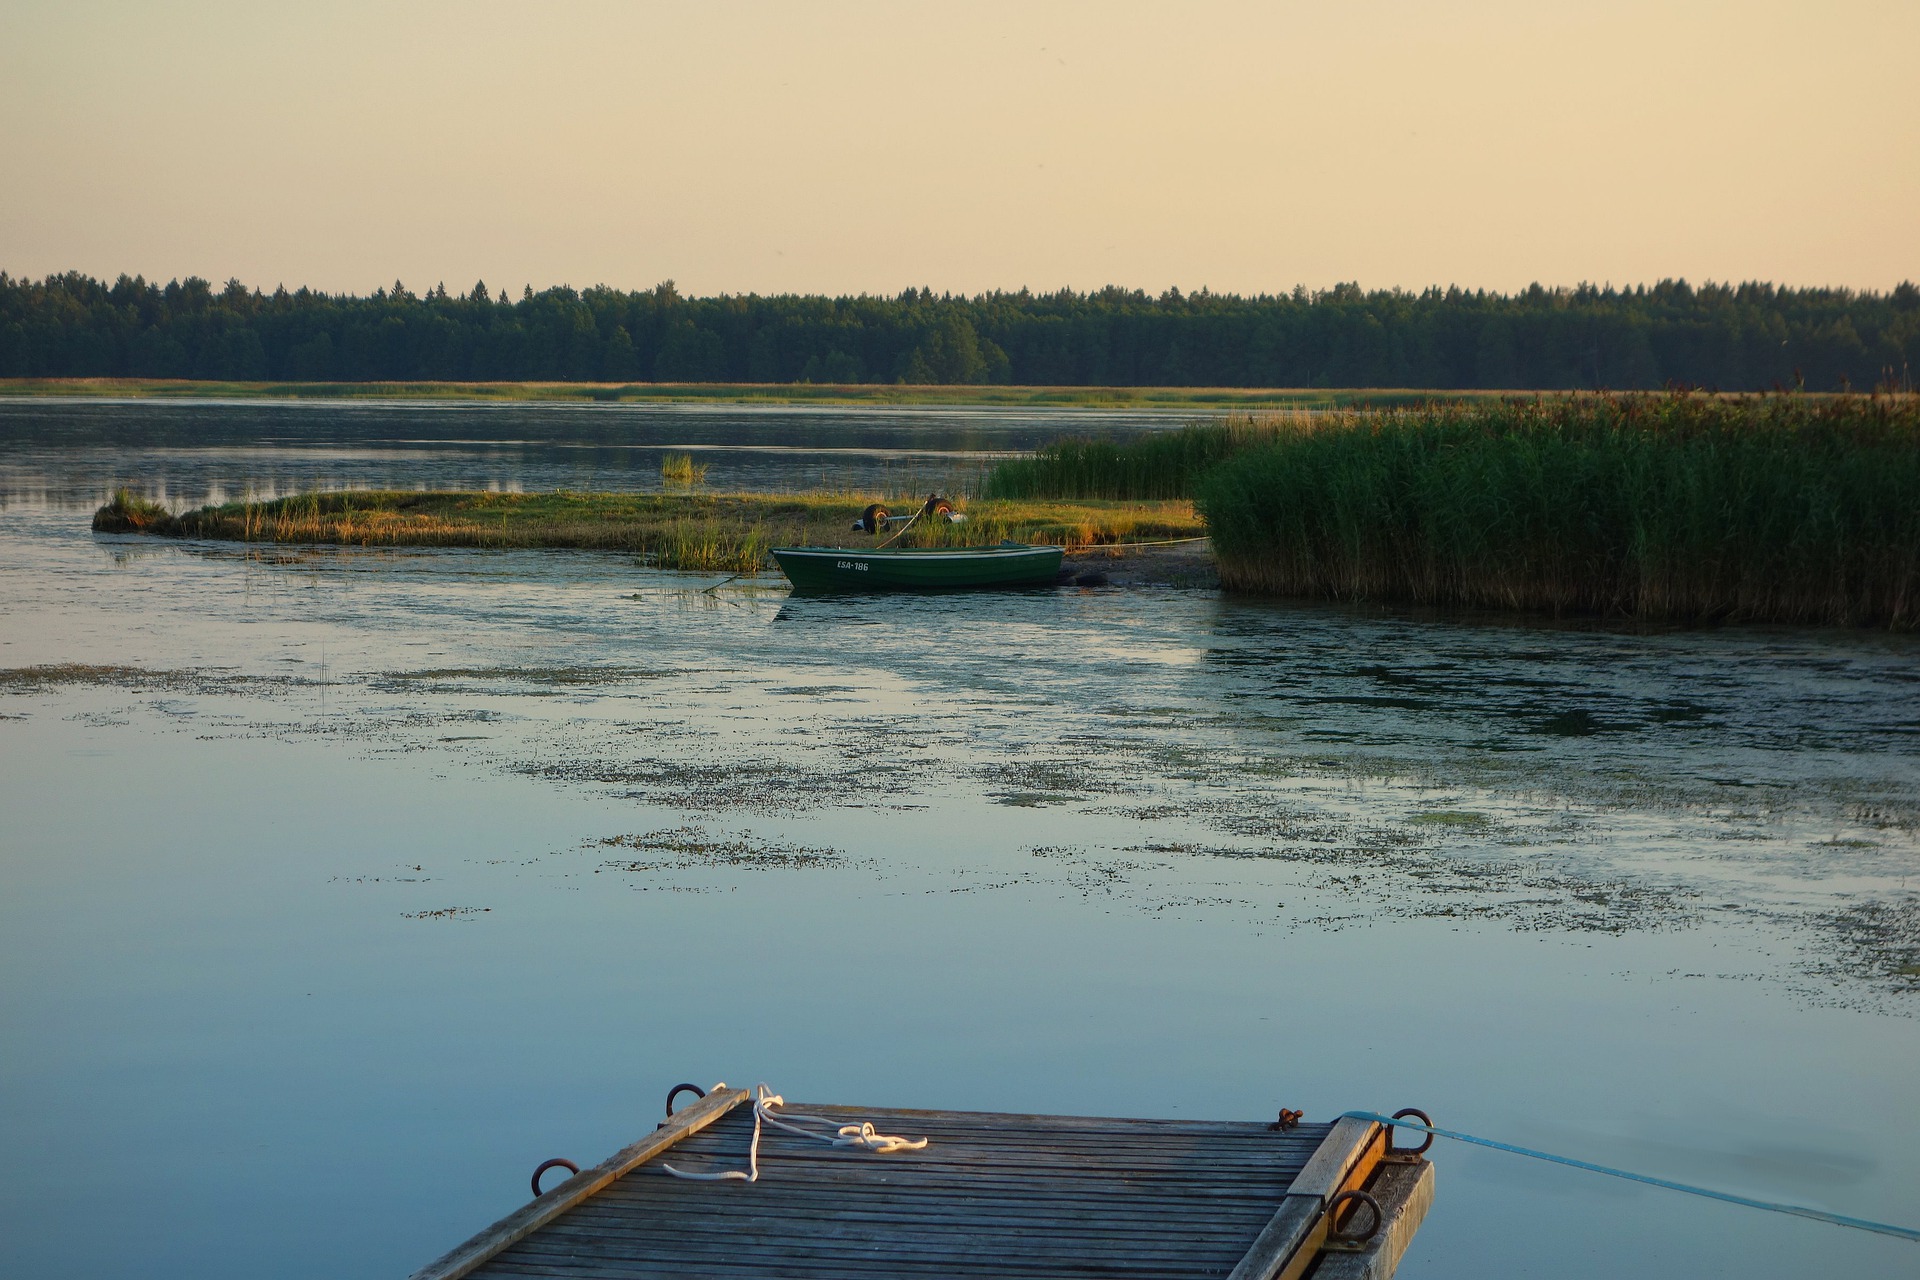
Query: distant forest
2 271 1915 391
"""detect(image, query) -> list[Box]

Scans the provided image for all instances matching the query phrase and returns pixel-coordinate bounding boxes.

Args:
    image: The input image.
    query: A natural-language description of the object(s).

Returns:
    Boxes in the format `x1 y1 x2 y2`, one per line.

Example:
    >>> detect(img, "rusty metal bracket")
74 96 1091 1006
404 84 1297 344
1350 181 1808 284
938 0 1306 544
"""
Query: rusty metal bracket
1382 1107 1434 1163
1321 1188 1384 1252
665 1082 707 1119
530 1157 579 1198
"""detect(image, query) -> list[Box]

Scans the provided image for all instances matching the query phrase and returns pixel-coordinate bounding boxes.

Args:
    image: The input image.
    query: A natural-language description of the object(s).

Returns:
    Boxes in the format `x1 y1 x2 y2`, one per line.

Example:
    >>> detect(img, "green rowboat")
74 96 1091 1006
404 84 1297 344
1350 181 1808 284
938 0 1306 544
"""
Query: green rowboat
771 543 1065 593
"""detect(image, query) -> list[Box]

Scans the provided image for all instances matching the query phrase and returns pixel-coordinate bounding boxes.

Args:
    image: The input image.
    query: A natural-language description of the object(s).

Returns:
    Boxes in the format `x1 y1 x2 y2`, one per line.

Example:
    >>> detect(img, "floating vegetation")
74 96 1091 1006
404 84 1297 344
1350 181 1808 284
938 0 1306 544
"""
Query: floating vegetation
975 759 1133 798
596 827 842 870
1407 810 1492 828
0 664 304 695
1806 895 1920 995
15 562 1910 1008
518 752 921 814
401 906 491 920
1111 822 1700 935
0 663 153 689
376 665 671 692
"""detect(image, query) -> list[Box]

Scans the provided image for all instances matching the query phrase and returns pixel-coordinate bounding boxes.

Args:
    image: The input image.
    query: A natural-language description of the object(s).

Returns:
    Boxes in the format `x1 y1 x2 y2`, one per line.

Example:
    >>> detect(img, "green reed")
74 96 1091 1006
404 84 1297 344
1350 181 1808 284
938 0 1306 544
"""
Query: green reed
644 520 769 572
660 453 708 486
90 487 170 532
1195 394 1920 627
981 415 1298 500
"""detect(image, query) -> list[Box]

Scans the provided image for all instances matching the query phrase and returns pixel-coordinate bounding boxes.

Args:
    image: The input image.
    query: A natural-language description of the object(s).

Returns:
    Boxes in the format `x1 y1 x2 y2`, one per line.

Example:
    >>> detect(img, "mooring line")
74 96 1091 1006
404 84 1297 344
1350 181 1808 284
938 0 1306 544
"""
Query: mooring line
1341 1111 1920 1243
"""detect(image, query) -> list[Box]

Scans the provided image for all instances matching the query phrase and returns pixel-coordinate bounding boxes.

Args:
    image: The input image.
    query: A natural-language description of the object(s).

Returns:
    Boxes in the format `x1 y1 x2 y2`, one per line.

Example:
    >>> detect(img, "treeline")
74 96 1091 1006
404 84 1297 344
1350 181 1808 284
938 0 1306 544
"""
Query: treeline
3 271 1916 390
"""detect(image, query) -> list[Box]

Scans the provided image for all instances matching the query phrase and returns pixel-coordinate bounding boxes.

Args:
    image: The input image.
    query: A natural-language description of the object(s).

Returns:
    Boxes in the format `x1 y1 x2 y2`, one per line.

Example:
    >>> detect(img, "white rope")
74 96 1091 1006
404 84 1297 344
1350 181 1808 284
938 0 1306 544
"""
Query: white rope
660 1083 928 1182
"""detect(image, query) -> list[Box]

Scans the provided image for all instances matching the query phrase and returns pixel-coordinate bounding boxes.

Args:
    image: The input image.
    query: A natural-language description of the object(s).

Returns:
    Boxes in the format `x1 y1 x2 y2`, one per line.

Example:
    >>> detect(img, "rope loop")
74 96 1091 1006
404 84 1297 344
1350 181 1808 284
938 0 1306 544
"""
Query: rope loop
662 1083 928 1183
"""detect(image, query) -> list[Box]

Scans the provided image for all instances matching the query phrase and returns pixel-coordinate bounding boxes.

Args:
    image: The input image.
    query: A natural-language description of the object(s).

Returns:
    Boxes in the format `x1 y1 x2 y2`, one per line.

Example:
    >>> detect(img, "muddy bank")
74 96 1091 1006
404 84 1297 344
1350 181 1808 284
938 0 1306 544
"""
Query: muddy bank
1062 540 1217 589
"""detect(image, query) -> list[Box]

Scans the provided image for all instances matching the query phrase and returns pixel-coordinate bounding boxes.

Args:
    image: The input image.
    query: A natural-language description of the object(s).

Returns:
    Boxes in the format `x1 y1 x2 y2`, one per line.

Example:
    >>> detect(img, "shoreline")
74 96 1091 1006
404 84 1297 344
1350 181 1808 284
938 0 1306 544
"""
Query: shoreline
4 377 1543 411
1063 540 1218 589
91 488 1209 577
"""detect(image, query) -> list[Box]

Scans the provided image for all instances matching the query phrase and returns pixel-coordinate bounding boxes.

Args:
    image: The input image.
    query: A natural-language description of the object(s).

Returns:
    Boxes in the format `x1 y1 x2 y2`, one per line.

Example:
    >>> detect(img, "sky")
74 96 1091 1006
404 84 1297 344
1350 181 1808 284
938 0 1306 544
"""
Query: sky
2 0 1915 299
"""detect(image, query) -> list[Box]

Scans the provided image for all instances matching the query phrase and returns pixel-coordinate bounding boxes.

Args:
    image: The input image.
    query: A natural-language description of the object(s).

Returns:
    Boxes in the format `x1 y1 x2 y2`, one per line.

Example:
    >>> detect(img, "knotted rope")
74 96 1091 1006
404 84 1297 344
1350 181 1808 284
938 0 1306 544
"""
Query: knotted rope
662 1083 928 1182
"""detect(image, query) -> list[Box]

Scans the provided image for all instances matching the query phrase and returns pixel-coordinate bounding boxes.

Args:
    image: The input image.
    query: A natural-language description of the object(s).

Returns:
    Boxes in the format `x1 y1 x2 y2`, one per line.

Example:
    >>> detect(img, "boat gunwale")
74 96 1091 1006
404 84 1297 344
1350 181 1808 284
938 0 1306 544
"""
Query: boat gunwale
771 545 1062 560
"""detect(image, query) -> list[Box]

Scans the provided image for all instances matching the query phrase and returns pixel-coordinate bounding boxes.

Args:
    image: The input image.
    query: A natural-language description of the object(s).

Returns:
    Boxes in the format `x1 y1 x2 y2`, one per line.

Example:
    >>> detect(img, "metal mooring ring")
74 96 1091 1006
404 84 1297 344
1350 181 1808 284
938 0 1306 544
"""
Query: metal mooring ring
1386 1107 1435 1156
1326 1189 1384 1245
665 1082 707 1118
531 1157 580 1198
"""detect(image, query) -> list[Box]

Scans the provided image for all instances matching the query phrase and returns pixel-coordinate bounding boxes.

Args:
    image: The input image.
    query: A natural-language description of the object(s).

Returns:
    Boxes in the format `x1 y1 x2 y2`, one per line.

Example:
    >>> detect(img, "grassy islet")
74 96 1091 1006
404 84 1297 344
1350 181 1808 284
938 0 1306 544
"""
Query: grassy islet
93 489 1203 573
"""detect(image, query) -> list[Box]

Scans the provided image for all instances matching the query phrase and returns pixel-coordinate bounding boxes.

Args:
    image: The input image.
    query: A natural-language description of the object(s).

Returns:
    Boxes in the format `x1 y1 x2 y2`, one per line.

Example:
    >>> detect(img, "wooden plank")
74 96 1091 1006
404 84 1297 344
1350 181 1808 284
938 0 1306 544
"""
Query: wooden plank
654 1128 1300 1149
664 1128 1320 1159
771 1106 1325 1137
545 1225 1266 1248
637 1151 1313 1174
1223 1116 1383 1280
607 1149 1304 1182
1283 1116 1379 1201
484 1245 1250 1278
532 1206 1271 1245
1313 1160 1435 1280
426 1100 1424 1280
477 1262 1231 1280
660 1129 1322 1158
564 1196 1281 1230
563 1205 1277 1238
1216 1197 1321 1280
594 1178 1296 1206
502 1232 1266 1267
408 1086 750 1280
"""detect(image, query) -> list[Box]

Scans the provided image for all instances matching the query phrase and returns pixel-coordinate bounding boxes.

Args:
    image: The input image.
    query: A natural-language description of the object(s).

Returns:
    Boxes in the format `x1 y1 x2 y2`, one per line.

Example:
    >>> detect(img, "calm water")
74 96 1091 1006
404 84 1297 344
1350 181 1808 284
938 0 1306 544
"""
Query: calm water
1 400 1916 1279
0 395 1197 507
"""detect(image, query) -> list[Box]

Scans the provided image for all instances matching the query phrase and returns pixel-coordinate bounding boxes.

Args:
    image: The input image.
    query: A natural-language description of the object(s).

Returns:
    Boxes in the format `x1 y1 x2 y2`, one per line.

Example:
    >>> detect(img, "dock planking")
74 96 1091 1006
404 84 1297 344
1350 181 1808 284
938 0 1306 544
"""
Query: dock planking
410 1086 1434 1280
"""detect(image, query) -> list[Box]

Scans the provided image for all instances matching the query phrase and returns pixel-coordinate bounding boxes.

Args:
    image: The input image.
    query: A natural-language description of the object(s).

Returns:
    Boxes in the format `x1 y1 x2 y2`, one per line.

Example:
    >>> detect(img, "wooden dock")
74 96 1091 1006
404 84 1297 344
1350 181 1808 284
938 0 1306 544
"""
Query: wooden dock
410 1086 1435 1280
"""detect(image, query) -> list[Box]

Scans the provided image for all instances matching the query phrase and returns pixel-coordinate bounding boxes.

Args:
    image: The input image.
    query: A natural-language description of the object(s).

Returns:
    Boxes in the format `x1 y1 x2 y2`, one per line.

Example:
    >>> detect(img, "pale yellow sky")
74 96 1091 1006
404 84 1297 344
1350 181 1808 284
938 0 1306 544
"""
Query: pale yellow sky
2 0 1914 297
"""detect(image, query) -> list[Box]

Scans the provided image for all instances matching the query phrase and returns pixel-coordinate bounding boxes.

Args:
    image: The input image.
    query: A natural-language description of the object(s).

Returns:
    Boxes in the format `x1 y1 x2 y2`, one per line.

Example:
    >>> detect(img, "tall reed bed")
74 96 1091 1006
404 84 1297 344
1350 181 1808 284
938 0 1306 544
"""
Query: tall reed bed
1196 394 1920 627
981 415 1300 500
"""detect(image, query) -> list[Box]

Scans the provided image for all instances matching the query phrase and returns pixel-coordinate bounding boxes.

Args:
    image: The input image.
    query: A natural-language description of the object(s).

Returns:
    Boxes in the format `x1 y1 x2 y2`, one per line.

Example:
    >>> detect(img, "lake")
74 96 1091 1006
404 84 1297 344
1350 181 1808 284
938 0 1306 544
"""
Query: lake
1 398 1915 1278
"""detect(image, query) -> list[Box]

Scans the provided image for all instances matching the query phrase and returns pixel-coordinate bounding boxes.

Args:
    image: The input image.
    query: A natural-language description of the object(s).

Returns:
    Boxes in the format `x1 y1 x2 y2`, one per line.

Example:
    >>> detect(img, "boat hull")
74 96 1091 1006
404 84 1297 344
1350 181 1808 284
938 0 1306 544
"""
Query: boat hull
771 544 1065 593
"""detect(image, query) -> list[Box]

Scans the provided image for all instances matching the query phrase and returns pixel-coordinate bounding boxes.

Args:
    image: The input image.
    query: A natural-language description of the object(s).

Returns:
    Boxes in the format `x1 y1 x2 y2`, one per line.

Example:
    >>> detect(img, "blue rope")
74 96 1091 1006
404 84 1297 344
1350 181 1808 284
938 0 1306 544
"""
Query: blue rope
1341 1111 1920 1244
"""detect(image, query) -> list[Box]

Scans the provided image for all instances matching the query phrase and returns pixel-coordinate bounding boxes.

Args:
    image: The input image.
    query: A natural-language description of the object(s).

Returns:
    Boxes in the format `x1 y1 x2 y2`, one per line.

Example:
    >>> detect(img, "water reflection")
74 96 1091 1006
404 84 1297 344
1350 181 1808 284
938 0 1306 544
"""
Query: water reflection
0 403 1916 1280
0 397 1188 511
